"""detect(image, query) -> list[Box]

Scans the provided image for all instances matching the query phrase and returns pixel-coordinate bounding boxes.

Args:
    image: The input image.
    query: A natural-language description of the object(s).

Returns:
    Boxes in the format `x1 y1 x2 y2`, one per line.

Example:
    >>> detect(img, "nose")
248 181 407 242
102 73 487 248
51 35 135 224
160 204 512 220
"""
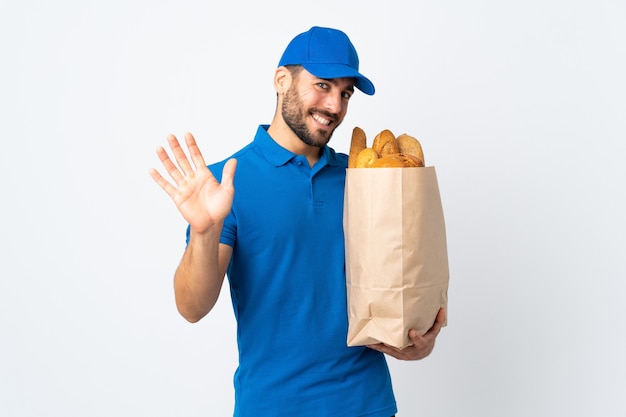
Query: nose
323 91 343 114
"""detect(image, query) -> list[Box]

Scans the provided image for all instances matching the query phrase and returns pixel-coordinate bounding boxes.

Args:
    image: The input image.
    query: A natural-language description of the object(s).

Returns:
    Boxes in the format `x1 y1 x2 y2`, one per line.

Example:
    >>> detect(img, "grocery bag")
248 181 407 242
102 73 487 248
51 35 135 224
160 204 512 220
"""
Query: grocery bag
344 166 449 349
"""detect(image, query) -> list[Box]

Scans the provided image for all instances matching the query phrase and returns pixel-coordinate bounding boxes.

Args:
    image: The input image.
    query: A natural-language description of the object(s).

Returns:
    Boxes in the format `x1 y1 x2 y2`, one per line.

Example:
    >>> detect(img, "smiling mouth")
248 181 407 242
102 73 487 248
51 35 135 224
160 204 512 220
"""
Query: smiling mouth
312 112 333 126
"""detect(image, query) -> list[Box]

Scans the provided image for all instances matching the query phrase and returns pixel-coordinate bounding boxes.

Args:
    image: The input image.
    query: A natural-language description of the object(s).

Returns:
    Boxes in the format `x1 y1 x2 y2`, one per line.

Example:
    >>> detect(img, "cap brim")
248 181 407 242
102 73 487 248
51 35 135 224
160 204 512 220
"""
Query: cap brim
303 63 375 96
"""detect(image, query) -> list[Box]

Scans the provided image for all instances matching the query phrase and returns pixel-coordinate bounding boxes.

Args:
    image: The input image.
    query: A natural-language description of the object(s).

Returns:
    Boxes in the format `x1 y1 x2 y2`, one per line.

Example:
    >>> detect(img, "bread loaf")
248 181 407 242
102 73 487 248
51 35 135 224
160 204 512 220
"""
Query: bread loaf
348 128 425 168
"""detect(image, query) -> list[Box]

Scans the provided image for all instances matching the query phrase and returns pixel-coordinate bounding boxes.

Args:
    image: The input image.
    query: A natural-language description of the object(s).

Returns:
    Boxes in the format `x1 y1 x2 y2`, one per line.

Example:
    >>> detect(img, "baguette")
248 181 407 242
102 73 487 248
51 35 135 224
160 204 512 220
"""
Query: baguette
348 127 367 168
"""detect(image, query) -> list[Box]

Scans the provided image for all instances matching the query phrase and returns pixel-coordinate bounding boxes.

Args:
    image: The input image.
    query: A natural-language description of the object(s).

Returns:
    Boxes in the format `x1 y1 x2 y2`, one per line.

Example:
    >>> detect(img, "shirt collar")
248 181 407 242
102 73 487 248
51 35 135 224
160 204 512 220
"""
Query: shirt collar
254 125 343 168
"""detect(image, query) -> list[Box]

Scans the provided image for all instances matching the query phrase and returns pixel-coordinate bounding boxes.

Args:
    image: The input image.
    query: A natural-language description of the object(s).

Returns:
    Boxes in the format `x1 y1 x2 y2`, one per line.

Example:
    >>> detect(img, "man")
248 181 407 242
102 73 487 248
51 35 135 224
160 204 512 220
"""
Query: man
150 26 445 417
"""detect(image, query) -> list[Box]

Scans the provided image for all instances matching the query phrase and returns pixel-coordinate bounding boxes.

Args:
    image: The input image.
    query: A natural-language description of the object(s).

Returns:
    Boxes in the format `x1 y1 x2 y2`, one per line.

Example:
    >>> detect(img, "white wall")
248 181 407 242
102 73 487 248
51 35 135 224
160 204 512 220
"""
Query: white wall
2 1 625 416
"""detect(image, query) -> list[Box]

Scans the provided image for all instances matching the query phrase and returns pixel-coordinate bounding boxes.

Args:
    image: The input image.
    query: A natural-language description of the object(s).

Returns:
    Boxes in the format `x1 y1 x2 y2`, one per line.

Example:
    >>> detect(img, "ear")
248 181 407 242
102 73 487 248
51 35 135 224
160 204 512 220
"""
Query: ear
273 66 292 95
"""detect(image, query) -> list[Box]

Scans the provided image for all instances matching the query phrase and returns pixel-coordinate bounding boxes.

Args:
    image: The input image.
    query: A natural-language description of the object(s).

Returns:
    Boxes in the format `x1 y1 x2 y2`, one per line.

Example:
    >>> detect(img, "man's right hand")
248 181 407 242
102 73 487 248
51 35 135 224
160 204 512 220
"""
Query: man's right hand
149 132 237 234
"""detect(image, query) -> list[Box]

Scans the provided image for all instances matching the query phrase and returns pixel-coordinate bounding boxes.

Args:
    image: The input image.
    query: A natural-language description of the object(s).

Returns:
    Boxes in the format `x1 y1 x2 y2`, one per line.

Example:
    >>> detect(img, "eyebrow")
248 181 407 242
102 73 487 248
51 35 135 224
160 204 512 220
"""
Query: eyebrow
320 77 356 92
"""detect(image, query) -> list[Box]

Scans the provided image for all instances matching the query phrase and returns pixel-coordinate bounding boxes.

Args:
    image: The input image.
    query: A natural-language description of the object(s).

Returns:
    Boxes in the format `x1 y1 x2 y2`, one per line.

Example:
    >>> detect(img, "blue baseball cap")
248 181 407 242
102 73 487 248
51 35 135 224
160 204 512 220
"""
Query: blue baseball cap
278 26 375 95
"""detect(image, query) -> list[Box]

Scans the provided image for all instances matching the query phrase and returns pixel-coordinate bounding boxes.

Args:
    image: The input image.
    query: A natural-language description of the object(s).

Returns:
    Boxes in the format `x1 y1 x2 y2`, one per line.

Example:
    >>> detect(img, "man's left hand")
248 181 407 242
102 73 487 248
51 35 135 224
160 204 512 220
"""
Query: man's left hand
367 307 446 361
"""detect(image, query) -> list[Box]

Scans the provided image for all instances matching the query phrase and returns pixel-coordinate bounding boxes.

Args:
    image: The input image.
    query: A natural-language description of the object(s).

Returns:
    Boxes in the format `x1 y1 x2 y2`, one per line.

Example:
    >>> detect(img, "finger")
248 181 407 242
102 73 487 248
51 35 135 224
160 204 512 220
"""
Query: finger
405 310 445 352
416 308 446 342
149 167 178 198
428 308 446 336
167 134 194 176
184 132 208 171
220 158 238 191
408 329 427 349
438 307 447 323
402 332 435 361
156 145 185 185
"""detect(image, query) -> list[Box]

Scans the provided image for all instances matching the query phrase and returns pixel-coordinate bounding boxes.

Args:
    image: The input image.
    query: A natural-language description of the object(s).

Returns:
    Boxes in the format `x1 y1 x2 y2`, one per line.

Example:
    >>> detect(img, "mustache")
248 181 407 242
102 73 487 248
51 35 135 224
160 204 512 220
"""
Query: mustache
310 108 338 121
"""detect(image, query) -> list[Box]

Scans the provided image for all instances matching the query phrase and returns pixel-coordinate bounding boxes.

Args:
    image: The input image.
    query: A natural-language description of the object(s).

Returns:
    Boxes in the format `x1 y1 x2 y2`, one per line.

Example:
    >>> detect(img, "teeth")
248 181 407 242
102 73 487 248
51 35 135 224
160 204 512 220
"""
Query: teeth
312 114 331 126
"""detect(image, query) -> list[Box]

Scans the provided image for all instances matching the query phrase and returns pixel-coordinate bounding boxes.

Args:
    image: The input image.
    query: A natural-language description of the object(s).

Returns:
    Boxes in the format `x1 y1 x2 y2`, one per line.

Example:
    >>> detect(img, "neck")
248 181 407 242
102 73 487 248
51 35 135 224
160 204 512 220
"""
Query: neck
267 118 322 167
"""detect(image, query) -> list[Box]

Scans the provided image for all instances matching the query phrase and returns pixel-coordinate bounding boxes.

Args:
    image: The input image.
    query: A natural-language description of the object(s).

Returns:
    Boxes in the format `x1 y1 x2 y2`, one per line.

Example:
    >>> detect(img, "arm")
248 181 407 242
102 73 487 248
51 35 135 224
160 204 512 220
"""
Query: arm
173 230 233 322
150 132 237 322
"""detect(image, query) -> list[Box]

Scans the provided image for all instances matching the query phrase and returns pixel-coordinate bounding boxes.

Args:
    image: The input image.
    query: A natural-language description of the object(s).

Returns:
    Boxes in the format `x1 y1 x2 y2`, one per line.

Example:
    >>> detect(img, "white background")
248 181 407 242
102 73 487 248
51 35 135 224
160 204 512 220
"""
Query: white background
2 0 625 416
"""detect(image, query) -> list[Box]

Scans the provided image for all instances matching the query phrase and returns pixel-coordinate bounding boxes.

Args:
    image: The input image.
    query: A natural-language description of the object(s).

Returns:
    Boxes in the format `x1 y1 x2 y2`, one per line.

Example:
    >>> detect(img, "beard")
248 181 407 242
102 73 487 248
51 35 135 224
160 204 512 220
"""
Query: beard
281 85 340 148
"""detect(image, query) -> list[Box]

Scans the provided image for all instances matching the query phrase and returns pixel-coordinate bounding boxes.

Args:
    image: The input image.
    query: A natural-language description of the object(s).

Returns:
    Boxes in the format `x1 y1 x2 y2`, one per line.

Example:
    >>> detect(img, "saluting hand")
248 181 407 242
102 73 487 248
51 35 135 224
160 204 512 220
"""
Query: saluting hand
149 132 237 234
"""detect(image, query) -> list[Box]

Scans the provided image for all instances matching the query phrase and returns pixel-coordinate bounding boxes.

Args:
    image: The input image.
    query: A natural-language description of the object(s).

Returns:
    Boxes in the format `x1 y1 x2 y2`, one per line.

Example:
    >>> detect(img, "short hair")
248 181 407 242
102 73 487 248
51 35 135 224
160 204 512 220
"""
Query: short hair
284 64 303 78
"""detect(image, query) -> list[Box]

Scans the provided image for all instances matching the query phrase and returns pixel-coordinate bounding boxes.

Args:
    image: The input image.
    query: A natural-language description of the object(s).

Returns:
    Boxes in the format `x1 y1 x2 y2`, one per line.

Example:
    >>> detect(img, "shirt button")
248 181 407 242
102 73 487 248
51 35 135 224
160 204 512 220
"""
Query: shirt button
296 160 303 166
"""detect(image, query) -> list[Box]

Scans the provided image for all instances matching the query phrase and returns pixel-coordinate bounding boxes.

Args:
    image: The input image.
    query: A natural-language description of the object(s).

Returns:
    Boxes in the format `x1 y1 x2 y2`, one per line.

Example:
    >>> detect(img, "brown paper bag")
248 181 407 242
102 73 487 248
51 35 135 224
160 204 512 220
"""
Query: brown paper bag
344 166 449 349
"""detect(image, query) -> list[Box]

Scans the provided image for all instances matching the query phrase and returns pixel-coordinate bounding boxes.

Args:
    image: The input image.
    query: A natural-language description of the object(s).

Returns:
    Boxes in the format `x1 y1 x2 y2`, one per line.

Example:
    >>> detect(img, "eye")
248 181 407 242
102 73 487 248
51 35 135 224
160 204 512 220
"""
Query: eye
316 82 330 90
342 90 353 100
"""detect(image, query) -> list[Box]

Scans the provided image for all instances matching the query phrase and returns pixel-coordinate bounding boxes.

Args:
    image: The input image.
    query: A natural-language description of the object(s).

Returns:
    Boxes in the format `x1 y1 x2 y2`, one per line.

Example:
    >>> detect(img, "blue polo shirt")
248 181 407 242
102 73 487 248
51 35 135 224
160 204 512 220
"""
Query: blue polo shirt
207 125 397 417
